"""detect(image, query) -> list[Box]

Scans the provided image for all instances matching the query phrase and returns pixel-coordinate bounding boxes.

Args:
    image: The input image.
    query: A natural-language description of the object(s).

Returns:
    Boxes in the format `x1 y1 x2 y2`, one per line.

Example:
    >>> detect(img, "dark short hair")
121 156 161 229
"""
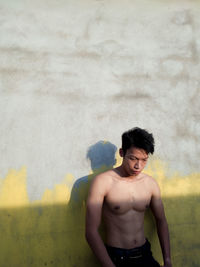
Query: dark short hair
122 127 154 155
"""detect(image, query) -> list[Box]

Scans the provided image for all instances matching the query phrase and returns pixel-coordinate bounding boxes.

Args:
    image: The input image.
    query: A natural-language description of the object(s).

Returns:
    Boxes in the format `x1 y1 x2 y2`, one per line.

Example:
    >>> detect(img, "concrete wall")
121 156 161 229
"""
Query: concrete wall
0 0 200 266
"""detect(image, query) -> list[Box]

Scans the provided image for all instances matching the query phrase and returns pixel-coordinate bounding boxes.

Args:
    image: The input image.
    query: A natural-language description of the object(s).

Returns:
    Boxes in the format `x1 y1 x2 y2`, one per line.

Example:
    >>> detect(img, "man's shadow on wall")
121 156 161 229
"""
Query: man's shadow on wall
69 140 117 210
67 141 117 265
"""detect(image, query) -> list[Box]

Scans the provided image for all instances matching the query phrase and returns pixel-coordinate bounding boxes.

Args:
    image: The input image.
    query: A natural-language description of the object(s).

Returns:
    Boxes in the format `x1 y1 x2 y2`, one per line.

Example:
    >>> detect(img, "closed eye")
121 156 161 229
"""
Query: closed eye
129 157 137 160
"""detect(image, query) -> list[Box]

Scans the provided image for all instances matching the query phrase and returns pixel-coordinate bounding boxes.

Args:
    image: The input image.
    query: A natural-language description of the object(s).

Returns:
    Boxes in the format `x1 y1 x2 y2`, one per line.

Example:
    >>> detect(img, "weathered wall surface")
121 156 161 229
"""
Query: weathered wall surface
0 0 200 266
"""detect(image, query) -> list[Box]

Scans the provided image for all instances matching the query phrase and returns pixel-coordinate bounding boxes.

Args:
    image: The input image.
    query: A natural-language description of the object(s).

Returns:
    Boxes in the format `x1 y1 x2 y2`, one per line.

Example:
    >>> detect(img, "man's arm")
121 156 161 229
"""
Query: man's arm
85 174 115 267
150 180 172 267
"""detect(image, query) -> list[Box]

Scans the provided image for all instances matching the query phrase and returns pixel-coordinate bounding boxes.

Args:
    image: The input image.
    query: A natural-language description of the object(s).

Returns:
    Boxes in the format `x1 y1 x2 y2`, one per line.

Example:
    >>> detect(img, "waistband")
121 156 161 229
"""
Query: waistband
106 239 151 259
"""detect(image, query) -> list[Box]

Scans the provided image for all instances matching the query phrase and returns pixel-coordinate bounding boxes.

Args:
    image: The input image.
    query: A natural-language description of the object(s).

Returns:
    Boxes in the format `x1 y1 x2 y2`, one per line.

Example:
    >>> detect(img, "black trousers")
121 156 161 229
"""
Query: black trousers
106 239 160 267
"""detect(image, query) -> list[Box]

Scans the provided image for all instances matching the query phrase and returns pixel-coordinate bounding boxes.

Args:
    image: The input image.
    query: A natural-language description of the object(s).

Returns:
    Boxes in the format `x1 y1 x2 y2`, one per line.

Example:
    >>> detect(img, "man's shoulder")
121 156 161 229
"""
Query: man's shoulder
142 173 161 197
143 173 155 180
94 169 116 183
143 173 160 188
89 170 115 196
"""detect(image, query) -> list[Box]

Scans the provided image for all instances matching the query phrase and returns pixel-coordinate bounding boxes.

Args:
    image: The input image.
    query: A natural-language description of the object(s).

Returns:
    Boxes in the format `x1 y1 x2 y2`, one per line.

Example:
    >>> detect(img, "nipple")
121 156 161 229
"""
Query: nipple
114 206 120 210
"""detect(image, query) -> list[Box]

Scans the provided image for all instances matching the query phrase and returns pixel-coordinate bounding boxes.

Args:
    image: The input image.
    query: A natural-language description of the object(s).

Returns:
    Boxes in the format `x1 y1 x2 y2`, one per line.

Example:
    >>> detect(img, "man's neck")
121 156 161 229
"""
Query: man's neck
115 166 141 180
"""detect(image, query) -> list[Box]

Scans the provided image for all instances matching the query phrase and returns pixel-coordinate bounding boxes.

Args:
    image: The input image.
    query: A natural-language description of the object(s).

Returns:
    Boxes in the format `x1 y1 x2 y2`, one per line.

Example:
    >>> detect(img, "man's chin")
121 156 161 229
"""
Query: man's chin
131 170 140 176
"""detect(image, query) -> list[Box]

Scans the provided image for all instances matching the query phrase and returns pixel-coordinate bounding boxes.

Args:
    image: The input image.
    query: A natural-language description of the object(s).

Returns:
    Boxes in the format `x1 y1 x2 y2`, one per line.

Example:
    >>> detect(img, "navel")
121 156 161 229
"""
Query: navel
114 205 120 210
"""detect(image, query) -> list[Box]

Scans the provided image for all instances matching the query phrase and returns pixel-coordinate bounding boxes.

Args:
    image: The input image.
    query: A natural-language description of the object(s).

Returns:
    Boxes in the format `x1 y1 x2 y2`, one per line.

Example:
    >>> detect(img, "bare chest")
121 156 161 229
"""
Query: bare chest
104 180 152 214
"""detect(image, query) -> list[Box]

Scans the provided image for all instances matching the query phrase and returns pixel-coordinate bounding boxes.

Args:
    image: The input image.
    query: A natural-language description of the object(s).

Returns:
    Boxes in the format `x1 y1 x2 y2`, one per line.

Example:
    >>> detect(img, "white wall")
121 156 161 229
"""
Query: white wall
0 0 200 200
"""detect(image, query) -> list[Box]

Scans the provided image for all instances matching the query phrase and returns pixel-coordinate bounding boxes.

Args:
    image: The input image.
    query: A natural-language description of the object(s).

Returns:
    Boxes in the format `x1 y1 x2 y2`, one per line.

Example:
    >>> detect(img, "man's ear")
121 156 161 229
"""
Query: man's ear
119 148 124 157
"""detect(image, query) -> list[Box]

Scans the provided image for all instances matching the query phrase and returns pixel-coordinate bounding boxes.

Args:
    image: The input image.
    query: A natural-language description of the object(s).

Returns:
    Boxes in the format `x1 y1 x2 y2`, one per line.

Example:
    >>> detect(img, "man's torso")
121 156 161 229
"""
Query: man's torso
101 169 154 249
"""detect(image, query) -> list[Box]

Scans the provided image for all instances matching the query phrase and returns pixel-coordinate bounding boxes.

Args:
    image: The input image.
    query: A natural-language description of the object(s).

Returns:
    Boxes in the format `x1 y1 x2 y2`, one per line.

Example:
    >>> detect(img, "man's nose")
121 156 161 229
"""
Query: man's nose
134 160 140 169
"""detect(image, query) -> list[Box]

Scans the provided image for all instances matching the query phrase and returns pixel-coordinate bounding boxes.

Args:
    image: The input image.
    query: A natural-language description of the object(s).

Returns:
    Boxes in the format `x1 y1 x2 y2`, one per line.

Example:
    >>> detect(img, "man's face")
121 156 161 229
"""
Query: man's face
120 147 149 177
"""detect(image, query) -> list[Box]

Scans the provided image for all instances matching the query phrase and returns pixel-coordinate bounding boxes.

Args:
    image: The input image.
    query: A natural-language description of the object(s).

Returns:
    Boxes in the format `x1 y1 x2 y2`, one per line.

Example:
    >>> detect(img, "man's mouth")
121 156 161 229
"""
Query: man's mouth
132 170 140 174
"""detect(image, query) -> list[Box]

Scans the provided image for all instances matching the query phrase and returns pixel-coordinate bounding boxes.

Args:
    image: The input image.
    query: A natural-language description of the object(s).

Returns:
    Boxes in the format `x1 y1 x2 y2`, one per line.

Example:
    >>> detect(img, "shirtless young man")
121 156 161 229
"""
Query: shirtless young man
85 127 172 267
